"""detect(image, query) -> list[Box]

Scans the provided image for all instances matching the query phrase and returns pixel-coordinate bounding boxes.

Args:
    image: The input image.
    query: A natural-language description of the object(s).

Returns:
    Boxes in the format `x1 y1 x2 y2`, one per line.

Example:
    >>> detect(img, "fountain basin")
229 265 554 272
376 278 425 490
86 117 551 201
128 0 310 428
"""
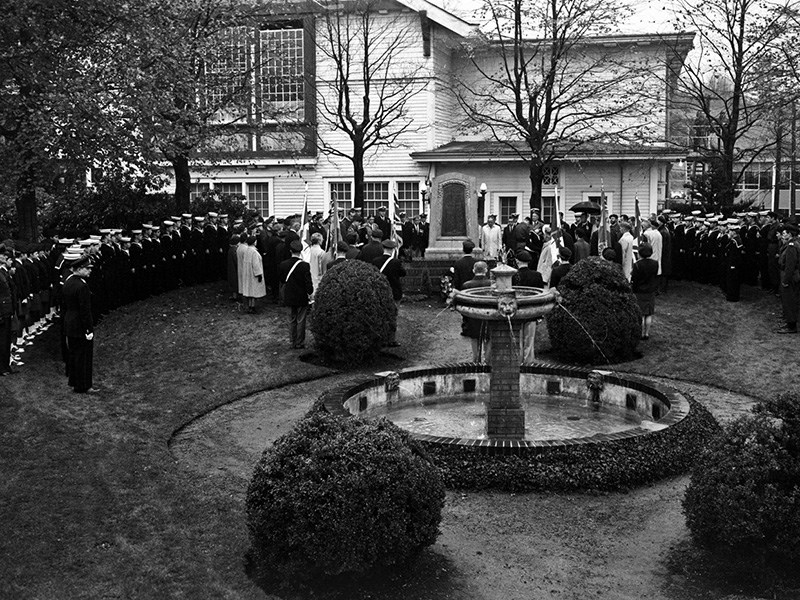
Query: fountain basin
320 363 688 452
314 362 721 491
452 286 559 321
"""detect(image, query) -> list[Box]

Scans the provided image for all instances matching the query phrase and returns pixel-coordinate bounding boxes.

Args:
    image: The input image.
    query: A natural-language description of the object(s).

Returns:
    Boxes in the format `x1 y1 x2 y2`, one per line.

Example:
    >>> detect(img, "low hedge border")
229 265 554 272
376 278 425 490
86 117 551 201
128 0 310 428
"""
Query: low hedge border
313 363 721 492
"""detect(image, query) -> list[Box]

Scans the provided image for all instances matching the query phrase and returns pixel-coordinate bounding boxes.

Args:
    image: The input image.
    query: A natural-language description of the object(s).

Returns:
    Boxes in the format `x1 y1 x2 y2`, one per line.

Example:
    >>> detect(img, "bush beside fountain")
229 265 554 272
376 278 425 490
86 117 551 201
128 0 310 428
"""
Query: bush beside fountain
546 257 641 364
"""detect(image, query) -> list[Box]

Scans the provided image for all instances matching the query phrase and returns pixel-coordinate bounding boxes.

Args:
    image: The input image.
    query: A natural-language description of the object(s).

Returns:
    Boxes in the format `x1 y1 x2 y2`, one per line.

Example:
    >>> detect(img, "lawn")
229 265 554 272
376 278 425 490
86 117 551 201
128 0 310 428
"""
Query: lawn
0 278 797 599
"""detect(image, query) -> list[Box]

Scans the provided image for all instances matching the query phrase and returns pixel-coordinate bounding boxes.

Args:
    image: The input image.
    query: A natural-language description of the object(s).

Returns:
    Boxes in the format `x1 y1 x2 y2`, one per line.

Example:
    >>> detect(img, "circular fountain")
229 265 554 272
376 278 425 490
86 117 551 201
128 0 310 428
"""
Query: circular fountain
316 262 715 490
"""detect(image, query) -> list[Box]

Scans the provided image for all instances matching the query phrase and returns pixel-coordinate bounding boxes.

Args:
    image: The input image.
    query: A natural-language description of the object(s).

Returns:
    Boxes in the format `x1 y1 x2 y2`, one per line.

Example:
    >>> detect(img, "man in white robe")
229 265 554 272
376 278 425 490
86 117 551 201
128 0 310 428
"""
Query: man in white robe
618 221 636 282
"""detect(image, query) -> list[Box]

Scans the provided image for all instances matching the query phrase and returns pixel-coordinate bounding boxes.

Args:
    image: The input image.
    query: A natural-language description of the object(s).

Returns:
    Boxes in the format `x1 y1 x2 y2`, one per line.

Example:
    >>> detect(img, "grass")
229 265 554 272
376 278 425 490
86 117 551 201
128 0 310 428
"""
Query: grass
0 278 798 599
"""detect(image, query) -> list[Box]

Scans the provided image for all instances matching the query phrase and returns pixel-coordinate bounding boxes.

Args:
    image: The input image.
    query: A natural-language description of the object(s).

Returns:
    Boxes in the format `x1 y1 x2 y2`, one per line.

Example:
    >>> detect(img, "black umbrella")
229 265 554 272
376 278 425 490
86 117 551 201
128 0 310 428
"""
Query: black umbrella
569 201 602 214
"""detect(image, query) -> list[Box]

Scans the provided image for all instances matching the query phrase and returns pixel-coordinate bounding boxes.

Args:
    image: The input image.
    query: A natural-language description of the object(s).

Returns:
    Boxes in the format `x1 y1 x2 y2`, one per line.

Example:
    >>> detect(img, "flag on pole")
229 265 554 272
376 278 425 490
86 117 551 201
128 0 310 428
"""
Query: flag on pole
598 185 609 254
327 190 340 259
299 182 309 245
633 195 642 240
391 182 401 258
554 186 560 230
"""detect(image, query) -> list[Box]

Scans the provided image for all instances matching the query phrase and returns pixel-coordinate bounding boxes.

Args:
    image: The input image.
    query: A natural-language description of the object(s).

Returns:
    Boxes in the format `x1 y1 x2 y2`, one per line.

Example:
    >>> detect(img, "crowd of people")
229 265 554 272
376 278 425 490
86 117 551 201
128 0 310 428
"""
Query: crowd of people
0 206 416 379
453 207 800 343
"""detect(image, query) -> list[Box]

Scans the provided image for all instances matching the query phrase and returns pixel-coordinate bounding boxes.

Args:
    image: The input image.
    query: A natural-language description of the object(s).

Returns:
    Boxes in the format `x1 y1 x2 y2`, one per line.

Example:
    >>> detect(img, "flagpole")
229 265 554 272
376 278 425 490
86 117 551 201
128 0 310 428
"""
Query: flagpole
554 186 560 230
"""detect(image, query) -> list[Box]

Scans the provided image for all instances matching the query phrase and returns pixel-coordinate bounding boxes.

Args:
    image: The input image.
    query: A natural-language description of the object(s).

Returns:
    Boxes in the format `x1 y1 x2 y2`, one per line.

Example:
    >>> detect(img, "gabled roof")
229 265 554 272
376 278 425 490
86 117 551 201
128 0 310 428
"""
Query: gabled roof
411 140 687 162
392 0 479 37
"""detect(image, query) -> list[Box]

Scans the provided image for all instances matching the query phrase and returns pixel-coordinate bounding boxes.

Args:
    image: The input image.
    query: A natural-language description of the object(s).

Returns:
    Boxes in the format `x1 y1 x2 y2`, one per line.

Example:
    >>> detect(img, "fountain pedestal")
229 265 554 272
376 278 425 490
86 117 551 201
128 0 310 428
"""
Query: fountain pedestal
452 263 559 440
487 321 525 438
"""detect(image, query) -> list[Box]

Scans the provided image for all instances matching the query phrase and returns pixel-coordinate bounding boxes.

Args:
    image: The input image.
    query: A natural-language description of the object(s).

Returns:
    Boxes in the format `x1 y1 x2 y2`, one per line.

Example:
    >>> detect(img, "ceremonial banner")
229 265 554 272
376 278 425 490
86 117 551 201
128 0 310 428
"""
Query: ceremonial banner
327 190 340 258
598 188 609 254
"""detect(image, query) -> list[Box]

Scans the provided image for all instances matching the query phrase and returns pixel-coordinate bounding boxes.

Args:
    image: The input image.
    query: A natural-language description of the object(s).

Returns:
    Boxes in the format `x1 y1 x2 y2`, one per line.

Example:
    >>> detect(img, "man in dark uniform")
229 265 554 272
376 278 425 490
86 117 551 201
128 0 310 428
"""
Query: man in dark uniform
180 214 195 285
191 216 206 283
128 230 145 300
140 225 155 297
278 240 313 349
62 256 96 393
514 250 544 288
742 213 760 286
765 212 781 293
671 216 687 280
450 240 476 290
418 214 430 258
374 207 392 240
217 214 230 279
373 239 405 347
0 245 16 376
722 220 743 302
204 212 220 281
777 222 800 334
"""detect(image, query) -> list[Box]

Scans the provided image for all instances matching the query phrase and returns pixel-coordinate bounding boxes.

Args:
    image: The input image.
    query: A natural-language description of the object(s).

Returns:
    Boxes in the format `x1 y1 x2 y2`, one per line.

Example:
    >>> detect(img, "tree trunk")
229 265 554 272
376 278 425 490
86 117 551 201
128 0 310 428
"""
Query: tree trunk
352 145 365 211
15 169 39 242
528 159 544 215
172 154 191 213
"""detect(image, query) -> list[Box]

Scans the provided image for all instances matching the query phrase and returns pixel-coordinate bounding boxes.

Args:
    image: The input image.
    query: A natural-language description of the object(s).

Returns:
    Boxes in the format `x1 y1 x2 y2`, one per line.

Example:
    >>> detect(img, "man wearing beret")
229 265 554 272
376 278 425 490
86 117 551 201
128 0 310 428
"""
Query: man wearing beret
279 240 313 349
62 257 97 393
373 239 405 347
777 223 800 334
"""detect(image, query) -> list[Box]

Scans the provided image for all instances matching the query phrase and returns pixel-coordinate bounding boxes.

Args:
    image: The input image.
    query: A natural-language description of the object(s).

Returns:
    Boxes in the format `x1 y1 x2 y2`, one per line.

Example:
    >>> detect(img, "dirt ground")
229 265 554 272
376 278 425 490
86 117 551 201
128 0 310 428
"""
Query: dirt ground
2 279 799 600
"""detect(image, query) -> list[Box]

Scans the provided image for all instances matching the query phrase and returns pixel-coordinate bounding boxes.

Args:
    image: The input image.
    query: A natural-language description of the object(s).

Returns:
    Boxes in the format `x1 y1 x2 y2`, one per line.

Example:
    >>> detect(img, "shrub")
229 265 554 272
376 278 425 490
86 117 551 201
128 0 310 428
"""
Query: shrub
683 394 800 569
246 410 445 581
546 256 640 364
310 260 397 364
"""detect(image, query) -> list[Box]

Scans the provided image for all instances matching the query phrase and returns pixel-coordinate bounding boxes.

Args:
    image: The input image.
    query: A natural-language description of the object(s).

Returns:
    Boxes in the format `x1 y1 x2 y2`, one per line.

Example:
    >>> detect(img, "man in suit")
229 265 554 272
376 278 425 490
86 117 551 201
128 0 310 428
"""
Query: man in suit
374 206 392 240
357 228 385 264
62 256 96 393
278 240 313 349
450 240 476 290
372 239 405 347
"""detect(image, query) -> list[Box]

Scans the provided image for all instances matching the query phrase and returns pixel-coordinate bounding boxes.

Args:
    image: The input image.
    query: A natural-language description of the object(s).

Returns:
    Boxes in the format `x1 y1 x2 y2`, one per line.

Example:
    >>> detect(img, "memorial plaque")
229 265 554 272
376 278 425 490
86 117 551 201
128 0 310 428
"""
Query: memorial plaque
441 182 467 237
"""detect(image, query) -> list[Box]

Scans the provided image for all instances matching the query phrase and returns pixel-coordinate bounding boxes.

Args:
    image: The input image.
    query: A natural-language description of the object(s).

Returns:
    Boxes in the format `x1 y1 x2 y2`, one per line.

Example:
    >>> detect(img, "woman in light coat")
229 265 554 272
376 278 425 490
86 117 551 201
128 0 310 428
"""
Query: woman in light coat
241 236 266 313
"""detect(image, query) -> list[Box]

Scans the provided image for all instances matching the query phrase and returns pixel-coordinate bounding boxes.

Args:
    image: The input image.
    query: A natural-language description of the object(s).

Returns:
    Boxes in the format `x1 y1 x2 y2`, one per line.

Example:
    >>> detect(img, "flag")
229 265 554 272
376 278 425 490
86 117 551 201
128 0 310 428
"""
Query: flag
327 190 340 258
391 185 401 258
633 195 642 240
299 183 309 246
598 188 609 254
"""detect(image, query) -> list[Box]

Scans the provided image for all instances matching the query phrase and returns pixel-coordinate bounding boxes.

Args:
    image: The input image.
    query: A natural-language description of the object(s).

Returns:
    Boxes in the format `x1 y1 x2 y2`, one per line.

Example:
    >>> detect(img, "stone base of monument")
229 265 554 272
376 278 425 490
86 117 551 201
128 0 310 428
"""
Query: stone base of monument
486 407 526 439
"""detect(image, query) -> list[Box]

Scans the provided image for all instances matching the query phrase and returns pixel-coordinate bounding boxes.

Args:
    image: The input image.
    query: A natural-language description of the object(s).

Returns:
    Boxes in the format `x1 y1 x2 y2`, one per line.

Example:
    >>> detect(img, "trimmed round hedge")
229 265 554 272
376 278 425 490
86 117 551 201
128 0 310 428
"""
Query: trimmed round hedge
310 260 397 364
246 410 445 581
546 257 641 364
683 394 800 569
420 395 720 492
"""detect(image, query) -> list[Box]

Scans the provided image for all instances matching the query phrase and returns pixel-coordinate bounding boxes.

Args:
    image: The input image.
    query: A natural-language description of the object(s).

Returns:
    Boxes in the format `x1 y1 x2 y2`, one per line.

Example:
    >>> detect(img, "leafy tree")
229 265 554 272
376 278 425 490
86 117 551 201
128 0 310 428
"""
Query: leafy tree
0 0 136 240
313 0 427 210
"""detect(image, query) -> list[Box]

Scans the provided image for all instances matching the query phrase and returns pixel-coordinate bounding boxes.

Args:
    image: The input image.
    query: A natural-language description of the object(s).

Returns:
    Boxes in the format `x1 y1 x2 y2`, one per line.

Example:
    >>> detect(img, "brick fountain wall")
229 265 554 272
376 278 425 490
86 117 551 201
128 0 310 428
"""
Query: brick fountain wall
487 321 525 439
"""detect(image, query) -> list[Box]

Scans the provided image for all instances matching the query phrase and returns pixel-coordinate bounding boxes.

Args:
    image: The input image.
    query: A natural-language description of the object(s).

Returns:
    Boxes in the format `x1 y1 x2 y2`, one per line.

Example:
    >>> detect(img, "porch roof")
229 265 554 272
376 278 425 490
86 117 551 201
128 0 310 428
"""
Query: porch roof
410 140 687 163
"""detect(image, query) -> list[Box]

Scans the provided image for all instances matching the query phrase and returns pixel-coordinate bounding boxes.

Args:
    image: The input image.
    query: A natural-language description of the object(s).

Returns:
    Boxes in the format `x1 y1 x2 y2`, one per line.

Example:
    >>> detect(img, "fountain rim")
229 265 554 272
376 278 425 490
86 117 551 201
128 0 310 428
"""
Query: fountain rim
317 362 690 454
452 286 559 307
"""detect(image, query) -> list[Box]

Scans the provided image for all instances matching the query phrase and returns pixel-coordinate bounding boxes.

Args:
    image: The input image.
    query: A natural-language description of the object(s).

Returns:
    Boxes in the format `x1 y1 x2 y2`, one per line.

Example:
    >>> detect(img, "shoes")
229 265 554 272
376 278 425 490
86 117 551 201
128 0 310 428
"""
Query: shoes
74 387 101 394
0 368 19 376
776 327 798 335
386 341 401 347
293 344 305 349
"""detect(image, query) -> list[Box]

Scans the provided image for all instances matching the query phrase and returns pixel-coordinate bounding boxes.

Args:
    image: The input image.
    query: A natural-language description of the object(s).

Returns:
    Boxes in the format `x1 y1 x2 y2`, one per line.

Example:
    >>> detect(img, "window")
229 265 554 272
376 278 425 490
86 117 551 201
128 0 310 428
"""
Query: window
498 196 518 225
396 181 420 217
190 183 210 201
205 27 250 118
363 182 389 216
542 166 559 186
541 196 556 226
779 168 800 189
214 182 243 197
329 182 353 211
260 26 305 121
248 183 271 217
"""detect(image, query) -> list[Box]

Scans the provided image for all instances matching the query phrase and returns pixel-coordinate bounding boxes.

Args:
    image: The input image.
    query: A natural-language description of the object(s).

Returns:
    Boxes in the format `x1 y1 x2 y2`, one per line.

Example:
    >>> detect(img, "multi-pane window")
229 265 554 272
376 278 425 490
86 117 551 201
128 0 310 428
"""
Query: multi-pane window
329 182 353 211
541 196 556 226
779 168 800 189
248 183 271 216
206 27 250 117
190 183 210 201
396 181 420 217
737 168 773 190
214 182 243 197
261 26 305 121
542 166 559 186
363 182 389 217
498 196 518 225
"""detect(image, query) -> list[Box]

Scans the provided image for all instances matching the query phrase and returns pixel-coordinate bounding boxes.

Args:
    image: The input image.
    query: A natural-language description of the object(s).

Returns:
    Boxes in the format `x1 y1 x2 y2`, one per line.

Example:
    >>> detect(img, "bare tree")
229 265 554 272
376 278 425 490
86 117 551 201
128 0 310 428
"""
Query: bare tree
313 0 428 210
455 0 659 211
665 0 795 211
